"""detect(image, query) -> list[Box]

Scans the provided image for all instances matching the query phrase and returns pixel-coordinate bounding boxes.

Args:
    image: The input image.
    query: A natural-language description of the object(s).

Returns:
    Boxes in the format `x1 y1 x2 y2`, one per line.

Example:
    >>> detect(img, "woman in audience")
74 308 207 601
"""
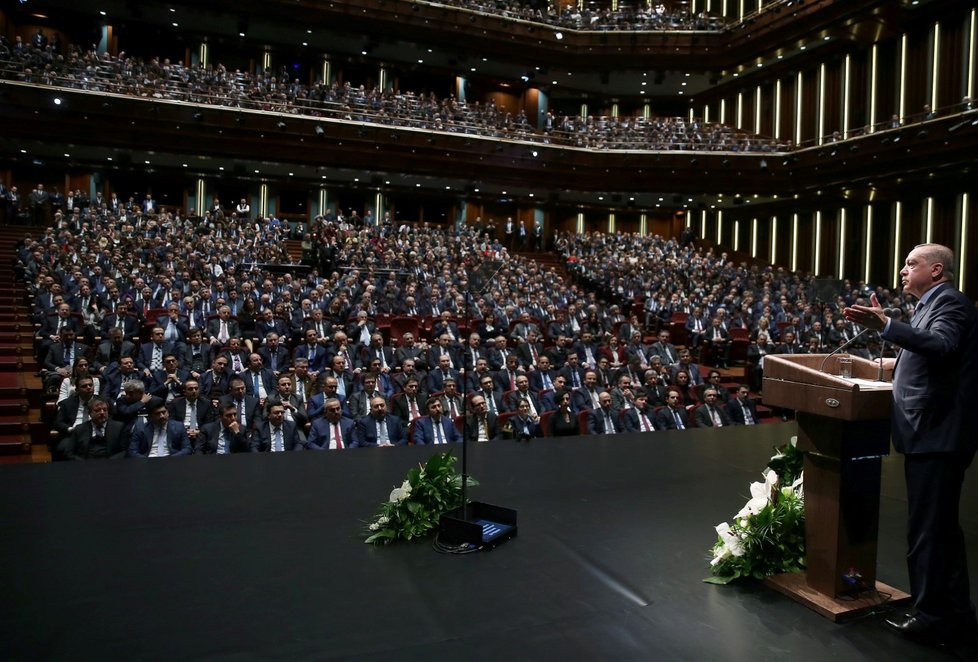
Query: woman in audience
57 357 101 404
547 388 580 437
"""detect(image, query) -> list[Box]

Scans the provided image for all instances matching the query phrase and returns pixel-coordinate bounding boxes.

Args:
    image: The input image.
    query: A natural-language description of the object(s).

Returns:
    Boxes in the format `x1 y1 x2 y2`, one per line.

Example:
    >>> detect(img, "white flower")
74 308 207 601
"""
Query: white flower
715 522 745 558
369 522 380 531
736 479 771 519
389 487 406 502
401 479 413 494
378 516 390 525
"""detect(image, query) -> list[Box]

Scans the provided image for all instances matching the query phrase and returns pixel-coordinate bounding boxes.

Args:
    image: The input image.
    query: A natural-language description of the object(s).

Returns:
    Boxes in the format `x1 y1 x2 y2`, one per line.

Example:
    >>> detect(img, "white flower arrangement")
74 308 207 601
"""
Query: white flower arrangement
706 437 806 584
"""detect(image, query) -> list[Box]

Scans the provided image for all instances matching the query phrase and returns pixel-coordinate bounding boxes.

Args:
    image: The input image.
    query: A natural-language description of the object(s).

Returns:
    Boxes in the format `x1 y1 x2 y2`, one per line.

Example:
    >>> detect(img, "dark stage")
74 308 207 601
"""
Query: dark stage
3 423 978 661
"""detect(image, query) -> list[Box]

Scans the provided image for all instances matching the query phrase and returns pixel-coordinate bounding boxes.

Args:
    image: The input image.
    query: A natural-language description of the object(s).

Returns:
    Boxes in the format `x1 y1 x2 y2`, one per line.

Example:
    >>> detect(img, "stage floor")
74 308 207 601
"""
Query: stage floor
2 423 976 661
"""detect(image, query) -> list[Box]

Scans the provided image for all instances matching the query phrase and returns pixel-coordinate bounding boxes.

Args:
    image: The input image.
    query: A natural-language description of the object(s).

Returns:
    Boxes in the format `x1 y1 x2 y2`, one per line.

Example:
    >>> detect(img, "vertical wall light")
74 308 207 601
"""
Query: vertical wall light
703 104 710 123
374 192 384 222
611 103 620 118
198 43 209 69
321 57 331 85
838 209 847 278
700 210 707 238
755 85 762 134
608 212 616 234
774 79 782 140
262 49 272 73
899 34 908 121
733 219 741 252
892 201 903 287
644 103 651 120
959 193 970 291
736 92 743 129
716 211 723 245
795 72 804 145
318 188 328 217
576 212 584 234
768 216 776 264
931 22 941 110
925 197 934 242
814 211 823 274
689 107 695 123
869 45 878 132
791 213 799 272
195 178 205 217
720 98 727 124
843 55 851 139
580 103 588 119
640 213 648 236
817 63 826 144
864 205 873 283
258 183 268 218
968 9 976 100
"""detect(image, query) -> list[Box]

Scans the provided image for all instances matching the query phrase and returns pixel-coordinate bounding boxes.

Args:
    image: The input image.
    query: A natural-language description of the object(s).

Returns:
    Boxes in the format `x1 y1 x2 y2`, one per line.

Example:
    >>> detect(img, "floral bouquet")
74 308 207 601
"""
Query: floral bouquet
364 452 479 545
705 437 806 584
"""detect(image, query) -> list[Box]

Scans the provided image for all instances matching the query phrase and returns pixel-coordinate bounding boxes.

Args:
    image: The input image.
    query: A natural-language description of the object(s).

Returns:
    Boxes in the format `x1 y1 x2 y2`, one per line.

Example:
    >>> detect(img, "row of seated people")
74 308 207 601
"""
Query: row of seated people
56 374 763 460
0 36 781 152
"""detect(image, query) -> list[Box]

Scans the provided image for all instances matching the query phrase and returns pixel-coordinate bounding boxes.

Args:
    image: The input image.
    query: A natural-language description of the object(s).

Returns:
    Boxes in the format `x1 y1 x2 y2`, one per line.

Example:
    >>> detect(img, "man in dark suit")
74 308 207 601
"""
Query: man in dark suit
656 388 690 430
426 354 463 395
622 392 661 433
167 379 215 449
726 384 760 425
306 397 358 449
294 329 328 375
198 403 253 454
156 303 189 344
571 369 604 413
845 243 978 651
137 327 179 378
587 391 623 435
266 374 309 430
53 375 98 438
414 398 462 445
218 378 262 431
206 305 241 346
238 353 276 401
93 327 137 375
36 303 80 357
390 377 428 423
354 396 407 447
505 374 545 415
255 402 306 452
100 302 140 342
463 393 499 442
127 399 193 458
42 328 90 391
694 387 733 427
180 328 214 379
57 396 128 460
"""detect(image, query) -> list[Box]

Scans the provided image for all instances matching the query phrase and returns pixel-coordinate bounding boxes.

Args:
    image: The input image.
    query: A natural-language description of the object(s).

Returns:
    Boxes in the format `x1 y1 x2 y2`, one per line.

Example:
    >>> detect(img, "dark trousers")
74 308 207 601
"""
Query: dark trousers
904 451 977 631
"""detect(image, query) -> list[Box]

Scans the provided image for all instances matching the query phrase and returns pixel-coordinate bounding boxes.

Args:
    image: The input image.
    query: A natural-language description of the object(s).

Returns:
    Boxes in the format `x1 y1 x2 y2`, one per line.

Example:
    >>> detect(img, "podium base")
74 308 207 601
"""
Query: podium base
438 501 517 551
764 572 911 622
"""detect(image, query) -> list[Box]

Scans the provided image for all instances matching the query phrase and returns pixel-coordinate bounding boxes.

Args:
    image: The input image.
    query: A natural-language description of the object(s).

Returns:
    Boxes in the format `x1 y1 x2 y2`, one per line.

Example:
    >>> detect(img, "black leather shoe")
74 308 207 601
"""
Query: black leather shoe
884 615 941 644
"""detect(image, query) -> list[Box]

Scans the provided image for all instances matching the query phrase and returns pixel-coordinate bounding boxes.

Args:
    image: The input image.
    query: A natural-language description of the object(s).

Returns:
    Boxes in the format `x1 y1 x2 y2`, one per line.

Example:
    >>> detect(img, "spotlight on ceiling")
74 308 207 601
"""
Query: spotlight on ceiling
314 125 325 137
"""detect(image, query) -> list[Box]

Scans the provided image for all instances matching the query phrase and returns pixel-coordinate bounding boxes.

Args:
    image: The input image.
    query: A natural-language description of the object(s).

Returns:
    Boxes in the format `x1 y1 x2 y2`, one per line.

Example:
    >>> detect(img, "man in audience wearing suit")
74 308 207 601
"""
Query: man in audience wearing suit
167 378 215 449
623 391 661 433
54 375 98 438
656 388 690 430
57 396 128 460
414 397 462 445
306 397 358 449
100 301 139 343
179 327 213 380
42 327 90 391
265 374 309 430
218 377 262 431
93 327 137 376
726 384 760 425
587 391 623 435
354 396 406 447
463 393 499 443
694 387 733 427
255 401 306 452
127 398 193 458
198 402 253 454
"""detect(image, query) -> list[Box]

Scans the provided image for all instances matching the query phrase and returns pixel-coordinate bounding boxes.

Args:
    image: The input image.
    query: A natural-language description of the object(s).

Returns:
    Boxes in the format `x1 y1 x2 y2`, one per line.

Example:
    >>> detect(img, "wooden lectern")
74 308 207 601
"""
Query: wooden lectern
761 354 910 621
